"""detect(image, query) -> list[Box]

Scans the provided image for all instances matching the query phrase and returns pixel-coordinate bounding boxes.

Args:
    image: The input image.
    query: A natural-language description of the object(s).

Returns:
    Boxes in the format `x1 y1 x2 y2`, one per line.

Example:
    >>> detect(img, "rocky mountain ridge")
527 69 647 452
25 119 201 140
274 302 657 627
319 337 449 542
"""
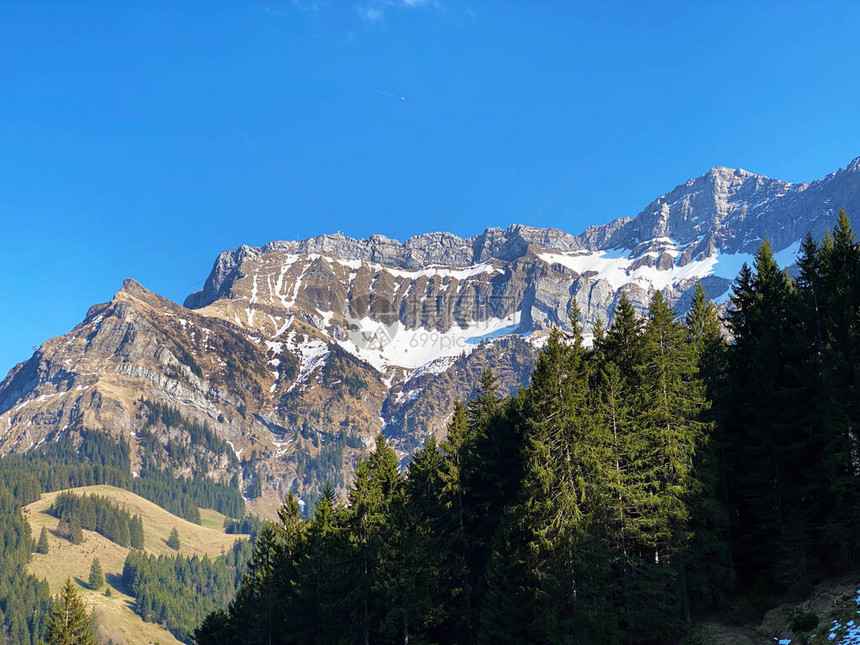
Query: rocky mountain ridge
2 156 859 514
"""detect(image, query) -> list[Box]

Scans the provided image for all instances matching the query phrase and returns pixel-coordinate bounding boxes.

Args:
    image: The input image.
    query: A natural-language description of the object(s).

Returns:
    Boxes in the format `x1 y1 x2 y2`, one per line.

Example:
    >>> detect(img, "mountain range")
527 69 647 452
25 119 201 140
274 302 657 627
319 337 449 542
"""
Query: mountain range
2 156 859 514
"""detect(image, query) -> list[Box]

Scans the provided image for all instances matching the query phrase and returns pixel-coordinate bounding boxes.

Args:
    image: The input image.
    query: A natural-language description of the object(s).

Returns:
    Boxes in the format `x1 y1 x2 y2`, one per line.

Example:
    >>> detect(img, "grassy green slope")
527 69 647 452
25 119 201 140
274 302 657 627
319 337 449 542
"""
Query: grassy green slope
23 484 249 645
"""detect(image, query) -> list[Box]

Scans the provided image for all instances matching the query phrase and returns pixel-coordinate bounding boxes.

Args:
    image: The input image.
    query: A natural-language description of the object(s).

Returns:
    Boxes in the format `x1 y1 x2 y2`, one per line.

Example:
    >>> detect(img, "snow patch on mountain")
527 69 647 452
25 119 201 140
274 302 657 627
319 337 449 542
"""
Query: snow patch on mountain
285 332 329 392
538 248 719 291
539 239 803 296
335 311 522 372
712 240 803 280
381 262 502 281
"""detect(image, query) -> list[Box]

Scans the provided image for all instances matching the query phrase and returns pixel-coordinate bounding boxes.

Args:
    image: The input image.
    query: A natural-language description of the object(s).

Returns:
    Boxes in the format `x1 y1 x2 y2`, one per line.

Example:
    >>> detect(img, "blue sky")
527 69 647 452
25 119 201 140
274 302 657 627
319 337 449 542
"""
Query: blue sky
1 0 859 374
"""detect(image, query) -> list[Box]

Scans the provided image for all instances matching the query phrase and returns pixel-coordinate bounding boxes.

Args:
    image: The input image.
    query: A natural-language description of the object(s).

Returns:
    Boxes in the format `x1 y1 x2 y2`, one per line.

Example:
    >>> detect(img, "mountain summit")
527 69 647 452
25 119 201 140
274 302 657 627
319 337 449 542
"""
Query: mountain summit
2 157 859 512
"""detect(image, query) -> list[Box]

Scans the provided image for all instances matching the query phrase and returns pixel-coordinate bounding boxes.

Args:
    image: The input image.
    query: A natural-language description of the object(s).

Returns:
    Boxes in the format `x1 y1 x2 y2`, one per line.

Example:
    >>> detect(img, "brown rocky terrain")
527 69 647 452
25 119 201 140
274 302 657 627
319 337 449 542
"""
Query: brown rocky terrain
2 157 860 514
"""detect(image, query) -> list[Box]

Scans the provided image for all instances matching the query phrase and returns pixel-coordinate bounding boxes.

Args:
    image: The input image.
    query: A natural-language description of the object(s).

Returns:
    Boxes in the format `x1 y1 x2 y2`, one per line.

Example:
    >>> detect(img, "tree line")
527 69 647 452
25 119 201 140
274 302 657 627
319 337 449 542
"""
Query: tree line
140 399 240 469
131 469 245 523
196 210 860 644
224 513 263 539
0 429 245 524
123 539 252 643
50 491 145 549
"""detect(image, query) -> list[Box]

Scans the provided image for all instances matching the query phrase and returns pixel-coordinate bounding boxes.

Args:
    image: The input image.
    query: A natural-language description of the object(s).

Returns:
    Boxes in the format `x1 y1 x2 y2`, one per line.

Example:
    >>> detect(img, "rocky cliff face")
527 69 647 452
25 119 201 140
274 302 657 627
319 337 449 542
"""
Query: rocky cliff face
2 156 859 514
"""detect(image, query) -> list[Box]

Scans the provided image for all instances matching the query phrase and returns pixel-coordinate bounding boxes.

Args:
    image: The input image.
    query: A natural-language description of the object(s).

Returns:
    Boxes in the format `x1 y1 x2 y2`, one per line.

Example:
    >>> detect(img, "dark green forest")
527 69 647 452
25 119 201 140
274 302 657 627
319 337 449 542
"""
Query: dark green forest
225 513 264 539
139 399 240 472
196 211 860 644
0 470 50 645
50 491 145 548
0 428 244 522
123 539 253 642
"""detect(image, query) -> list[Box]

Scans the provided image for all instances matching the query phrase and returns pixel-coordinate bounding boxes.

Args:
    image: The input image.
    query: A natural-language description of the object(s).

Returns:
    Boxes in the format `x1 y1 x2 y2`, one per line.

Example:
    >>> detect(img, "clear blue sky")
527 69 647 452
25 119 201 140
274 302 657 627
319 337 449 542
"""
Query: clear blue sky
2 1 859 375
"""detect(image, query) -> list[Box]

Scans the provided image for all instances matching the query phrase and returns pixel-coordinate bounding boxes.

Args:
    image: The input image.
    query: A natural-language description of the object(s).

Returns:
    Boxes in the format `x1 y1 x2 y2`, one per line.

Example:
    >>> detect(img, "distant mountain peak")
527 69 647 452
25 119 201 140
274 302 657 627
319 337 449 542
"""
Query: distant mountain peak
3 154 860 511
117 277 151 297
704 165 757 179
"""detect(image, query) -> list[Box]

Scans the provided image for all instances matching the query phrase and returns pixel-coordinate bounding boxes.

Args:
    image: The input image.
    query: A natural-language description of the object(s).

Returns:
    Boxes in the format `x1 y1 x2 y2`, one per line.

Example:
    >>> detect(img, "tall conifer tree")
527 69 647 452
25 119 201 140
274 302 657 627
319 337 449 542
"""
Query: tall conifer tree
724 241 801 588
44 579 96 645
435 402 472 644
87 558 104 591
341 434 402 645
682 283 733 606
460 370 520 642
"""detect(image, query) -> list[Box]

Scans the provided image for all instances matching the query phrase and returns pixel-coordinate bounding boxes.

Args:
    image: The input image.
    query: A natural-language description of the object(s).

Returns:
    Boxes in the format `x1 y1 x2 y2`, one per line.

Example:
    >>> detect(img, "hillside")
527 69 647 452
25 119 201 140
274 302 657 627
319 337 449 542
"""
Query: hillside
1 156 859 513
23 485 248 645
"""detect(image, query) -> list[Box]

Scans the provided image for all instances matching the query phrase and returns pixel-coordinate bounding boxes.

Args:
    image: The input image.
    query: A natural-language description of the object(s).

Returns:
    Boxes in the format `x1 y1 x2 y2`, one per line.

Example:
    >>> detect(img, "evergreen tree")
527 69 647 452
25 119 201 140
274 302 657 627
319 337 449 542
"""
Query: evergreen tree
167 527 180 551
88 558 104 591
194 609 231 645
340 434 403 644
191 216 860 645
300 484 346 643
129 515 145 550
381 437 445 642
724 240 802 589
460 370 522 640
590 291 714 639
482 317 614 644
810 209 860 569
51 492 142 547
44 579 96 645
712 216 860 593
229 518 287 644
36 527 49 555
592 294 641 566
686 282 726 391
56 517 69 541
600 293 644 386
620 291 704 639
785 211 860 575
125 544 251 643
682 283 734 607
433 401 472 644
68 517 82 545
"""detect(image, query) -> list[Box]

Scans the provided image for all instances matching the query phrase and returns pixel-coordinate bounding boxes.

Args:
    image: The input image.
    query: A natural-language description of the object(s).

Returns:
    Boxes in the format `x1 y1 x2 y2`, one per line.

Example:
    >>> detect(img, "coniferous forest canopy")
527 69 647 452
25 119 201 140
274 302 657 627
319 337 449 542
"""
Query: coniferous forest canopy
50 491 146 548
123 539 253 642
0 212 858 644
196 210 860 645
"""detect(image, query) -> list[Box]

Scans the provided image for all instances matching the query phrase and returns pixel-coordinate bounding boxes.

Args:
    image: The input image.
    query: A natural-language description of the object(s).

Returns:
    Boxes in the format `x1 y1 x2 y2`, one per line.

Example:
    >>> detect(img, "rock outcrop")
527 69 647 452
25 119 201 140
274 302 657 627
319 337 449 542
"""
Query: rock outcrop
3 155 860 513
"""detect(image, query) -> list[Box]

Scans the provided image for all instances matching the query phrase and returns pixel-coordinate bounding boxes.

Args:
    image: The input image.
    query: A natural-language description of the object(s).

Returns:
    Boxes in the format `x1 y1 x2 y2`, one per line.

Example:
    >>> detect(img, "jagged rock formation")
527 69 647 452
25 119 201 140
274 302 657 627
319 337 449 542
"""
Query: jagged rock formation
2 156 859 514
